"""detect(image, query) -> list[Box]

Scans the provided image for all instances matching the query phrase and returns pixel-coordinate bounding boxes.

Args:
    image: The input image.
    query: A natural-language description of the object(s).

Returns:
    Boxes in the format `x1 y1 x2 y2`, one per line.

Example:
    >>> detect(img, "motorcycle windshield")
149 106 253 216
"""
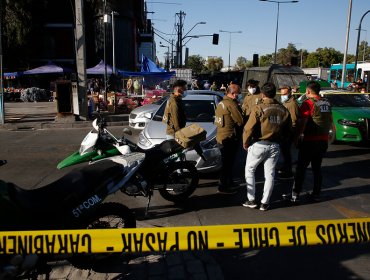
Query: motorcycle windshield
80 131 98 155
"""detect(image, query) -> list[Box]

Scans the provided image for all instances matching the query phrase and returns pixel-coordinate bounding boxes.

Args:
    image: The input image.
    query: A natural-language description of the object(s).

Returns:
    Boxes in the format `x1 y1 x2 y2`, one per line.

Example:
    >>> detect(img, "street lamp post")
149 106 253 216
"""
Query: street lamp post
160 44 170 70
112 11 119 75
259 0 299 64
178 21 206 67
356 28 368 62
219 30 242 71
354 10 370 80
103 0 108 102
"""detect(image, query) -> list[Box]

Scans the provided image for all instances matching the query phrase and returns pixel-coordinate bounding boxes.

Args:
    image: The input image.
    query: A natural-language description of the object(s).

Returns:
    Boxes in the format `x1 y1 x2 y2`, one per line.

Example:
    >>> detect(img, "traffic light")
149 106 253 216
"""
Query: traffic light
212 33 219 45
253 54 259 67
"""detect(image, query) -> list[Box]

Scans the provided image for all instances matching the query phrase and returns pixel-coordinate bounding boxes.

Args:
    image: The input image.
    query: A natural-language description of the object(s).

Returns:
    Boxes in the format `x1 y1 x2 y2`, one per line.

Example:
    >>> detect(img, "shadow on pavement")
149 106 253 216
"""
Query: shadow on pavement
212 242 370 280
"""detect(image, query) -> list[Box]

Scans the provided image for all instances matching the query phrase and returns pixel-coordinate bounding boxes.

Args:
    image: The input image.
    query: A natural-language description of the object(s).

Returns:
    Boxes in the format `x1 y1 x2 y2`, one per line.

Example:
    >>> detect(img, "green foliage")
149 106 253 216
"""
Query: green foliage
358 40 370 62
235 56 247 70
260 54 273 66
3 0 33 47
305 47 343 67
277 43 299 65
206 57 223 73
187 55 206 75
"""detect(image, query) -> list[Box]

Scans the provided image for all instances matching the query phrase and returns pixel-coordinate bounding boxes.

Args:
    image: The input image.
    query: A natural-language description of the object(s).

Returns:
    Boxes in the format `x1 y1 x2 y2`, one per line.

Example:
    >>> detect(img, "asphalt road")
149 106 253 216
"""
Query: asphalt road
0 127 370 279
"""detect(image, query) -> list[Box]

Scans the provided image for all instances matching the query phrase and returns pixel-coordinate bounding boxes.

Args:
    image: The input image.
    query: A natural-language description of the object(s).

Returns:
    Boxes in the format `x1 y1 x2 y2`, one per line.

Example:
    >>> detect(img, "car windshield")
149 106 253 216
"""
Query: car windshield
153 100 216 122
153 95 169 105
324 94 370 107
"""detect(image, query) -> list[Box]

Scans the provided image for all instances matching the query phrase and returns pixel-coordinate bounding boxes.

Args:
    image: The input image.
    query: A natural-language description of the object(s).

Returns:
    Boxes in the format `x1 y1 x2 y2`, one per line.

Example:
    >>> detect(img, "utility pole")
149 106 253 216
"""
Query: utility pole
112 11 118 74
176 11 185 67
75 0 88 118
171 39 174 69
341 0 352 88
103 0 108 101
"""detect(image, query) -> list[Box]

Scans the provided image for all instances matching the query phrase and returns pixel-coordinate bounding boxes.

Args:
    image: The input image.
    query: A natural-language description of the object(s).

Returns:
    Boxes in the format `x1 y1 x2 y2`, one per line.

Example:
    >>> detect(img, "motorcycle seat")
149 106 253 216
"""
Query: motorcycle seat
144 140 183 163
7 160 125 212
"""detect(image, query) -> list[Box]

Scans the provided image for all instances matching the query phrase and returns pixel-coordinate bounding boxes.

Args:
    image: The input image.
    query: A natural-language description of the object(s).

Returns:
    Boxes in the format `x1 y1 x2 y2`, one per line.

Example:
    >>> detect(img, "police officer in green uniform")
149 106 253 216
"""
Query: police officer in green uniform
242 79 262 119
242 82 292 211
278 85 300 178
163 80 187 139
215 83 244 194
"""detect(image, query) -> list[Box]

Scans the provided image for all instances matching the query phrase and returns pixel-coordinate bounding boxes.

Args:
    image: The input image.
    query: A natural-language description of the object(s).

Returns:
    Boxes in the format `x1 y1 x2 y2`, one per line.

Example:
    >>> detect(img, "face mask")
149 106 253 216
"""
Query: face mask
281 95 289 103
248 87 257 94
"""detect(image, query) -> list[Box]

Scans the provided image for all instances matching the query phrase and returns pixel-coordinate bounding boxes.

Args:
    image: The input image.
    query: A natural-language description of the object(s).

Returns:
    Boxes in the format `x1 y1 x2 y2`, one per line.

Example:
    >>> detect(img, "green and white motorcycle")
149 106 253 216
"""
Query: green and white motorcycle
57 115 201 212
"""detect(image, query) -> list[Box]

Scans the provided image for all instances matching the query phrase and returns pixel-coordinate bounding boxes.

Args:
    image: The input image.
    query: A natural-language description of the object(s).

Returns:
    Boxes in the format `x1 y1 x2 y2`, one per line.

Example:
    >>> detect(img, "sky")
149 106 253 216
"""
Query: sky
146 0 370 67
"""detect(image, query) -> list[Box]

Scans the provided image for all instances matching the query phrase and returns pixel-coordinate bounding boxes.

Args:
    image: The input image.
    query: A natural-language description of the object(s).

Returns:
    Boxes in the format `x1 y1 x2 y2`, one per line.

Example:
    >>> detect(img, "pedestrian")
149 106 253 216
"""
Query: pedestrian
162 80 187 139
210 81 217 91
242 82 292 211
204 80 210 90
220 84 227 92
283 81 332 203
214 83 244 194
277 85 300 178
242 79 262 120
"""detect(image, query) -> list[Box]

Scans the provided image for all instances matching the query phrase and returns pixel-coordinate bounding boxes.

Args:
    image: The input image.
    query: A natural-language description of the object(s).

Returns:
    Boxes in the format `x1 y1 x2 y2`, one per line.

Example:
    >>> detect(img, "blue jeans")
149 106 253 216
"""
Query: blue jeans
245 141 280 204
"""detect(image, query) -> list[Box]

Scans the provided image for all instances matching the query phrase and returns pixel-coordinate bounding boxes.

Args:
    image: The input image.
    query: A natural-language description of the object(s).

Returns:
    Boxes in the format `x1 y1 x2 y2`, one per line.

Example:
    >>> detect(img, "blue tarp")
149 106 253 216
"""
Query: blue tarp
118 55 175 84
23 61 73 75
4 72 22 79
86 60 115 75
141 54 166 72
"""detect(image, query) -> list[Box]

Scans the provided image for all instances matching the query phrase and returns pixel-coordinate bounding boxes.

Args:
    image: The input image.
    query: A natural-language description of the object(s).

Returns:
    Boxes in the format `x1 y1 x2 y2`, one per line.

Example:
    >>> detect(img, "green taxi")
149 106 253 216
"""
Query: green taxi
297 90 370 143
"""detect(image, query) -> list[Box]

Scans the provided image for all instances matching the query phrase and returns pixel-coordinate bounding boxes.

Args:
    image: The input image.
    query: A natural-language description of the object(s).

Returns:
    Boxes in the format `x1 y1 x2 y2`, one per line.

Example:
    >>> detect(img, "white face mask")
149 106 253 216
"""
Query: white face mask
281 95 289 103
248 87 257 94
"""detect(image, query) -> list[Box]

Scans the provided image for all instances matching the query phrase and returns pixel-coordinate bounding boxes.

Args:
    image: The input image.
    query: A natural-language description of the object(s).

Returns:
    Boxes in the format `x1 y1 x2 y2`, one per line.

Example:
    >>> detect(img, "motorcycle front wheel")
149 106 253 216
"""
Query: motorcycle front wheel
68 202 136 269
158 161 199 203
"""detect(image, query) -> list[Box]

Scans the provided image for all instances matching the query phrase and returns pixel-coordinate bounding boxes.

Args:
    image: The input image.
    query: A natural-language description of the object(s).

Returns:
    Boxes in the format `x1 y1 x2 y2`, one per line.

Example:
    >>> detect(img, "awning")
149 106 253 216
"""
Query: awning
86 60 114 75
23 61 73 75
4 72 22 79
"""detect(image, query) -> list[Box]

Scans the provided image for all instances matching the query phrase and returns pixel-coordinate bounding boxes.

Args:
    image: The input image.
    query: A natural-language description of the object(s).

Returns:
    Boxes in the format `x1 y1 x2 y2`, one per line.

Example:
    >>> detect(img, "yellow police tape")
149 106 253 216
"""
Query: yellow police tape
1 218 369 254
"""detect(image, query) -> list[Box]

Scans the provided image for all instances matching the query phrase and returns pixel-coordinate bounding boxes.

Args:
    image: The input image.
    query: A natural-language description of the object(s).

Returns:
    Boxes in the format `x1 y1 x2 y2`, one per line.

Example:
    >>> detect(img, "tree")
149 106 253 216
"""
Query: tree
235 56 247 70
187 55 206 75
206 57 223 73
277 43 299 65
259 54 273 66
3 0 33 47
305 47 343 68
358 40 370 62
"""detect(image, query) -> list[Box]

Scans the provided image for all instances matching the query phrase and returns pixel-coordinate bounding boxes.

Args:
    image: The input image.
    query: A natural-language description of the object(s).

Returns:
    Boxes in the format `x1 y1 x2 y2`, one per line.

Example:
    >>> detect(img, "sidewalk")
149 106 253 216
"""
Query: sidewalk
40 251 223 280
1 102 129 130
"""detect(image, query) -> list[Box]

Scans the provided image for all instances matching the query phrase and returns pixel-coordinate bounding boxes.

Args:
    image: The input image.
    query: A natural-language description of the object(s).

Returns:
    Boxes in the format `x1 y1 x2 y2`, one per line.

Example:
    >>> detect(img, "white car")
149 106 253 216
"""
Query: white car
129 95 169 129
137 92 223 173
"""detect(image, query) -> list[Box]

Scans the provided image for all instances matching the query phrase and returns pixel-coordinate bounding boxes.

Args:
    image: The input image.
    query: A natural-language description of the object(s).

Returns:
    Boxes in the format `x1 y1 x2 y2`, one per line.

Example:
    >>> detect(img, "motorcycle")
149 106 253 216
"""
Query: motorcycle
57 115 203 211
0 153 142 277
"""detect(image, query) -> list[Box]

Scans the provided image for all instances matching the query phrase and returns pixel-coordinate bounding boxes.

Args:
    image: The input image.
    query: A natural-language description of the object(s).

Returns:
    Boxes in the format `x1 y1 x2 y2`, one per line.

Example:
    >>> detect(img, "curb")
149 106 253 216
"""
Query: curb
0 121 129 130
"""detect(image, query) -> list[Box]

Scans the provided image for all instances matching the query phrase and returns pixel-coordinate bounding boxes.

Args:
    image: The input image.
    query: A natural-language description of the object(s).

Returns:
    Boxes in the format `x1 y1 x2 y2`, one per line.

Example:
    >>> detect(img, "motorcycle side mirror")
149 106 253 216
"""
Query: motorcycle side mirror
123 128 132 136
92 119 99 131
143 112 153 119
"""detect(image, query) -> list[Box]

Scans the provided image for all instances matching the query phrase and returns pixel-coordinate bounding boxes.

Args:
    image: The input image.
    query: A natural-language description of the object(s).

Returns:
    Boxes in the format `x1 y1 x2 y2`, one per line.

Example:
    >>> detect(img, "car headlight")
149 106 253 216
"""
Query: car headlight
338 119 362 127
138 132 152 147
201 136 218 149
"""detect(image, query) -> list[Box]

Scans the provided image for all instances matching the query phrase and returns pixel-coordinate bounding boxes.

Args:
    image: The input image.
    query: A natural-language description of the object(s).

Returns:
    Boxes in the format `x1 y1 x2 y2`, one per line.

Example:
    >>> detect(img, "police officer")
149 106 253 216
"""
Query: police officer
242 79 262 120
242 82 292 211
163 80 187 139
215 83 244 194
283 81 332 203
278 85 300 178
